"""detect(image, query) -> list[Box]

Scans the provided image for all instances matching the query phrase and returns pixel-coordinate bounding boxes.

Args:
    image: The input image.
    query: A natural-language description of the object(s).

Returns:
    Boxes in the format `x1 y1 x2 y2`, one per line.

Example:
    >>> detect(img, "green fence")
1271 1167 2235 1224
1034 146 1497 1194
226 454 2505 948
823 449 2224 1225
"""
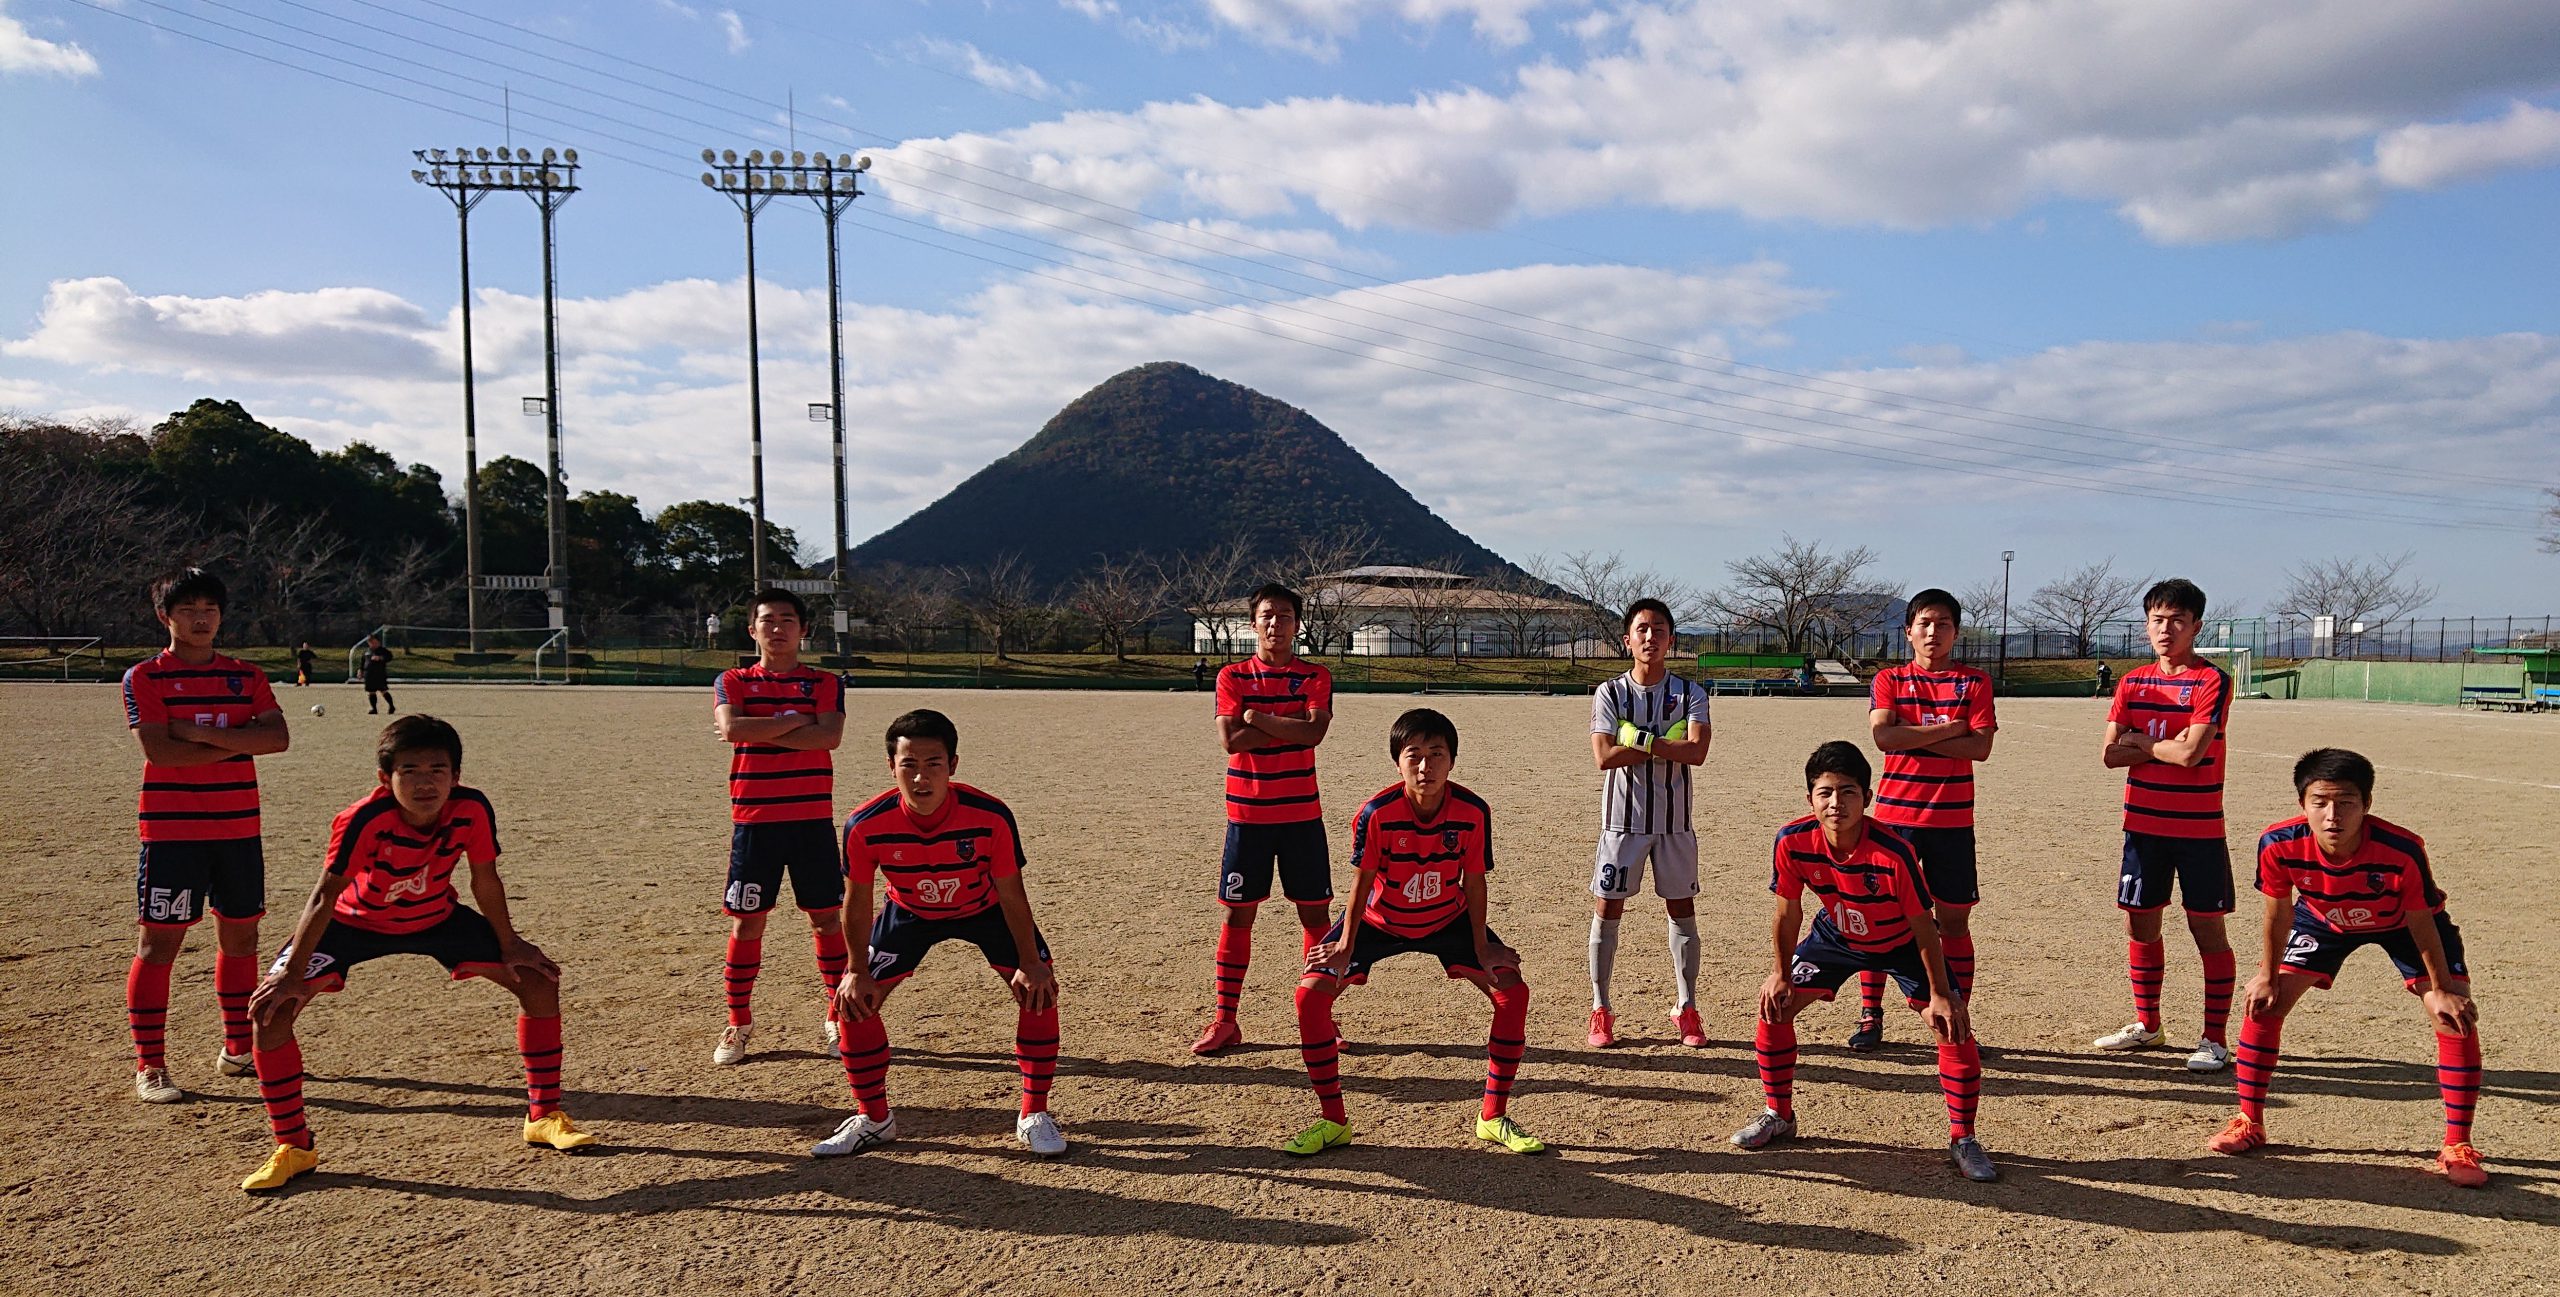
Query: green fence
2265 659 2526 706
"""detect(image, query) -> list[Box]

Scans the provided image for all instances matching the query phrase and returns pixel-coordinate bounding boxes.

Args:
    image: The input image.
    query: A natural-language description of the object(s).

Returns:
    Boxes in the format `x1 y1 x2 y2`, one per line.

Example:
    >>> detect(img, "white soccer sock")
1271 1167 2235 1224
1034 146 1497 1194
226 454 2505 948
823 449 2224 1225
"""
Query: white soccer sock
1668 915 1701 1010
1589 916 1621 1010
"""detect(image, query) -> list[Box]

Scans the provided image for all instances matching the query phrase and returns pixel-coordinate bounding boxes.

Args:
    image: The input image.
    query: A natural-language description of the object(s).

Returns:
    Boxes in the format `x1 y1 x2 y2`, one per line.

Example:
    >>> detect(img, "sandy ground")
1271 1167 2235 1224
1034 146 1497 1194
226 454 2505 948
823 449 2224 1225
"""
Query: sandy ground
2 683 2555 1296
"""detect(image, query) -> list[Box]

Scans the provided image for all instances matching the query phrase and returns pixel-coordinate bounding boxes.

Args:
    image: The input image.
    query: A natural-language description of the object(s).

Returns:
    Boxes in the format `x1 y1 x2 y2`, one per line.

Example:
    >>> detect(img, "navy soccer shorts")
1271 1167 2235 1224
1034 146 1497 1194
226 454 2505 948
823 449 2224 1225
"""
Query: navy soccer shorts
1894 825 1979 909
135 838 265 927
1314 914 1504 985
1219 819 1333 905
270 906 508 992
865 902 1050 984
2281 909 2470 992
1787 920 1931 1005
2117 831 2236 915
726 820 845 915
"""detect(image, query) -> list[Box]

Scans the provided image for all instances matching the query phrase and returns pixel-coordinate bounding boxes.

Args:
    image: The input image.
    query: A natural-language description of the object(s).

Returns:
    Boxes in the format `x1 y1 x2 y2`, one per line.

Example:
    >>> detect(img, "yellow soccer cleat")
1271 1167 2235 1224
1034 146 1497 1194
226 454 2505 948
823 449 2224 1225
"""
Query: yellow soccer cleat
1476 1115 1546 1154
523 1111 599 1151
1280 1118 1351 1157
241 1142 319 1193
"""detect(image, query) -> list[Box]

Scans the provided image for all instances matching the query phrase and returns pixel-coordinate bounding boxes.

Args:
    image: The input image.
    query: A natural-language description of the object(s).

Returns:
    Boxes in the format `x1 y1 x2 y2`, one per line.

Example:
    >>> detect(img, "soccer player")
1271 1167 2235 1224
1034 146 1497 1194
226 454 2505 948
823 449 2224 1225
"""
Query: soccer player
239 714 597 1192
1192 583 1335 1055
122 568 290 1105
361 635 394 714
1284 707 1541 1157
819 709 1065 1157
294 641 315 688
710 588 849 1065
1586 598 1712 1048
2096 578 2238 1071
1853 588 1995 1050
2208 749 2487 1187
1730 741 1994 1182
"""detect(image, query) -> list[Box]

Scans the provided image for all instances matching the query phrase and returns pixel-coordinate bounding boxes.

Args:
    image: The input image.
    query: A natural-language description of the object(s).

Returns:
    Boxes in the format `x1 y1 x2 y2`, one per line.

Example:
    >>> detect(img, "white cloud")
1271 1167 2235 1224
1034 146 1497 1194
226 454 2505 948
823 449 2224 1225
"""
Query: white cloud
4 278 443 382
2375 99 2560 190
717 8 749 54
0 1 99 77
1202 0 1558 52
907 37 1062 101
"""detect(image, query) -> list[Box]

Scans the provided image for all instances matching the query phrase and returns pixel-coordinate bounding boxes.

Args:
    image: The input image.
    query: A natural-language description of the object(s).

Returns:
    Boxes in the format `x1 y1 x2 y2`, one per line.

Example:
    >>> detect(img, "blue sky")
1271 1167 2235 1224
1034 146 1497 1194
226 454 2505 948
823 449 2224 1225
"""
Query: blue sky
4 0 2557 616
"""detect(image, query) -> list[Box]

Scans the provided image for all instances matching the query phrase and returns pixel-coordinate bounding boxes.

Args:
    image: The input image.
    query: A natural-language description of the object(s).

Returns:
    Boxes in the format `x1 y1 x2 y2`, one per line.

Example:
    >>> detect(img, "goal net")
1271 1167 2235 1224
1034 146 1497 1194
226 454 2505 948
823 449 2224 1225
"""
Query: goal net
347 625 571 684
2197 646 2259 699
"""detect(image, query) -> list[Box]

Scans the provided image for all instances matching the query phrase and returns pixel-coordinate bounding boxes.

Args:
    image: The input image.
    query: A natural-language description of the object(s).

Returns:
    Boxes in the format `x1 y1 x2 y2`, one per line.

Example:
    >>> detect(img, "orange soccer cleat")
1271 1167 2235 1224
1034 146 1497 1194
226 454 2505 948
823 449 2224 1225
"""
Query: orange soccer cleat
2206 1115 2267 1155
2436 1142 2489 1188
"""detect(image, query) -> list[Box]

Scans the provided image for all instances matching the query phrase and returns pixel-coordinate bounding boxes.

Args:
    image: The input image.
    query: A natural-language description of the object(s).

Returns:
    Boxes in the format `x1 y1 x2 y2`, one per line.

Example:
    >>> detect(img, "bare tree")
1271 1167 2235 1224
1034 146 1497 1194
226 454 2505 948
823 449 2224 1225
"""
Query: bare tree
2022 558 2147 657
1701 535 1890 656
0 441 173 639
871 563 954 664
214 501 351 643
950 552 1049 661
1952 577 2010 660
2543 487 2559 554
1287 525 1379 657
371 538 457 627
2273 553 2437 651
1474 564 1565 657
1165 537 1256 657
1382 560 1478 660
1067 555 1169 661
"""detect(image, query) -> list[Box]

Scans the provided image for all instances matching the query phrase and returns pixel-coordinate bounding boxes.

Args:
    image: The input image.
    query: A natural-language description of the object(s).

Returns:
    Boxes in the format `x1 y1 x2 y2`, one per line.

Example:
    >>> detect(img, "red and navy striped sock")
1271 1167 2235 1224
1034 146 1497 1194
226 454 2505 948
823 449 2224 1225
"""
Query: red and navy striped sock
2437 1030 2482 1145
254 1038 312 1149
724 936 762 1027
1754 1019 1797 1120
1295 981 1346 1124
1857 970 1885 1021
1943 934 1977 1001
214 953 257 1058
1211 919 1252 1025
2234 1015 2281 1126
2128 940 2166 1033
127 956 172 1071
836 1011 891 1121
518 1014 564 1119
1482 981 1529 1120
1937 1038 1982 1139
1016 1005 1059 1116
2200 948 2237 1045
813 929 849 1009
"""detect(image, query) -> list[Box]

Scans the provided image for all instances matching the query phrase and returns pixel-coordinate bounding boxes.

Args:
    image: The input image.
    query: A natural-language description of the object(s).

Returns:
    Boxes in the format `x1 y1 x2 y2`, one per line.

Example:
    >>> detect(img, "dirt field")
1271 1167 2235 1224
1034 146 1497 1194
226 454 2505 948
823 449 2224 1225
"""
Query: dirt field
3 683 2554 1296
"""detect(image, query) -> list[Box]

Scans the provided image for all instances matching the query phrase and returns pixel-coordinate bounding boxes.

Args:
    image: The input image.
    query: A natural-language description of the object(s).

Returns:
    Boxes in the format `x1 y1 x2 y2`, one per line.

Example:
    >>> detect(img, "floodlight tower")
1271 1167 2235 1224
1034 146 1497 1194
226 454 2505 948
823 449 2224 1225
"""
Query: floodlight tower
700 150 780 593
409 149 493 652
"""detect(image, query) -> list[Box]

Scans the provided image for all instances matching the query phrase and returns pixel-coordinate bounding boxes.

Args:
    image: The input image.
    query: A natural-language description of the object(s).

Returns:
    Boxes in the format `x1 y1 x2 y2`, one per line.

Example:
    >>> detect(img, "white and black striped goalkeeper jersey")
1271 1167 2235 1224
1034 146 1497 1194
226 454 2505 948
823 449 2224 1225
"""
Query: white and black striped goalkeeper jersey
1590 671 1709 836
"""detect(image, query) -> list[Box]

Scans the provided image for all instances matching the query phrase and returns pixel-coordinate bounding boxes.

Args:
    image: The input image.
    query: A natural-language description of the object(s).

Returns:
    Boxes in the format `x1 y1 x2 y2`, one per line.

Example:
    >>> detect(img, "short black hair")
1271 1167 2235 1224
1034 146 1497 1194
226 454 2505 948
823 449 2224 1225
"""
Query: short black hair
2292 747 2375 802
885 708 960 758
751 587 809 623
1804 740 1872 793
1387 707 1460 761
377 713 463 773
151 568 226 615
1622 598 1674 635
1249 582 1302 619
1904 588 1961 627
2143 578 2207 620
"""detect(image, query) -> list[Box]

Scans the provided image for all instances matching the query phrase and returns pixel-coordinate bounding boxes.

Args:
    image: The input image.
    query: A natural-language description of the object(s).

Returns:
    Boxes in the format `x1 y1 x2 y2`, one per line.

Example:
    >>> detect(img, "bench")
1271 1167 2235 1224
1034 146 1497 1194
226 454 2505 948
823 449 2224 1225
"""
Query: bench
2461 685 2529 712
1706 677 1768 697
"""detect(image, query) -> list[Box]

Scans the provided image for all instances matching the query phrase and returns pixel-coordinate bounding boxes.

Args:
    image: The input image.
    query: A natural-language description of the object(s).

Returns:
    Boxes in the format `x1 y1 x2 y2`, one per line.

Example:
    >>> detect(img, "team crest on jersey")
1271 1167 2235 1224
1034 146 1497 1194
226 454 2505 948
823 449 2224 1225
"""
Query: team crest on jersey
957 839 977 861
224 673 243 694
1952 680 1968 701
1289 675 1306 694
794 678 815 697
2178 685 2194 705
1442 827 1460 851
2367 869 2390 893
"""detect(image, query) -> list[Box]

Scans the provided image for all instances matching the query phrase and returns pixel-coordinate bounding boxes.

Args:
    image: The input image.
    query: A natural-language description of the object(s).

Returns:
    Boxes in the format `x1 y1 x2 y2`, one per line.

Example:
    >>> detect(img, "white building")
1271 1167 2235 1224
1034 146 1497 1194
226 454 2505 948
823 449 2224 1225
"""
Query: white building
1192 565 1593 657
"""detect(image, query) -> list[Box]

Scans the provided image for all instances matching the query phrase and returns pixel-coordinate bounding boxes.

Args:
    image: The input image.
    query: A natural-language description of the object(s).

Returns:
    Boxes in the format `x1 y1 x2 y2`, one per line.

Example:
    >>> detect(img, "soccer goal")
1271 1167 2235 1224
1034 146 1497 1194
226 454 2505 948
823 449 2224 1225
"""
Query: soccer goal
347 625 572 684
2197 646 2260 699
0 635 105 681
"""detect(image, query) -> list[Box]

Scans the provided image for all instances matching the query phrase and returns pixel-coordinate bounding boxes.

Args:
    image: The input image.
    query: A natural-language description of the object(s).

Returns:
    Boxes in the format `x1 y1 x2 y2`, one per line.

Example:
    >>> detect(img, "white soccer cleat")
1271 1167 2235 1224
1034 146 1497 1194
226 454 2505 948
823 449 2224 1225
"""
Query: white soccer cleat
824 1016 841 1051
2185 1038 2232 1072
711 1023 754 1066
812 1111 897 1157
135 1067 183 1104
2094 1022 2165 1051
216 1049 255 1077
1015 1111 1068 1157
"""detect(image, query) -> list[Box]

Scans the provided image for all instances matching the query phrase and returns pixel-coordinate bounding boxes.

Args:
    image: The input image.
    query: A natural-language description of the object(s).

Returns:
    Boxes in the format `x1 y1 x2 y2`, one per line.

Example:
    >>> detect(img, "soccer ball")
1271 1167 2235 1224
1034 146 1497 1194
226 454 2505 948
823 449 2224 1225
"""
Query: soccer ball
310 704 326 717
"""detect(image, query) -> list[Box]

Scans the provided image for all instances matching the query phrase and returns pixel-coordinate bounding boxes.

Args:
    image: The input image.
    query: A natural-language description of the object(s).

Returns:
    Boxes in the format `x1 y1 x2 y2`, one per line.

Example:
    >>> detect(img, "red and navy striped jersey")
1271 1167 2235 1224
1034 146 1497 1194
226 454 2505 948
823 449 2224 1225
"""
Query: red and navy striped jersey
843 783 1024 921
1770 817 1931 954
1215 657 1333 825
1869 662 1996 830
1351 782 1492 938
324 785 500 936
2256 814 2446 935
2107 662 2231 839
715 665 843 824
123 650 281 842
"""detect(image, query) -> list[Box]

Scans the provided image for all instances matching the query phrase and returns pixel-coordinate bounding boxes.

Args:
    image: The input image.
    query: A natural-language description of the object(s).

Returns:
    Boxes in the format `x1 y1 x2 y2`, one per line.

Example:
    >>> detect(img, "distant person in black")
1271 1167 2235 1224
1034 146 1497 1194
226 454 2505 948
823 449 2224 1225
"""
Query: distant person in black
362 636 395 714
294 641 315 688
2094 660 2114 698
1193 657 1210 691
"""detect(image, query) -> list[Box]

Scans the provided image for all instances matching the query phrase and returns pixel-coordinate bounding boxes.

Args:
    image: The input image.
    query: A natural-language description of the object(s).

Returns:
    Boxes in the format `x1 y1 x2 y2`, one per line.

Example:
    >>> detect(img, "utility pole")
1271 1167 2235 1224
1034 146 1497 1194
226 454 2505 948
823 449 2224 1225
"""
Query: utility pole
1999 549 2016 684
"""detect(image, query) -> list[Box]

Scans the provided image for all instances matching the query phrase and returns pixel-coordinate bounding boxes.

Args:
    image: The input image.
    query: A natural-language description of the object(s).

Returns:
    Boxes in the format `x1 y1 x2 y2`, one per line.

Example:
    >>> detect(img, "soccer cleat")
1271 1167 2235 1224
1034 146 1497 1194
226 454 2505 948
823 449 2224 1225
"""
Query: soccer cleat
2207 1115 2267 1155
1845 1015 1885 1053
711 1022 754 1066
2094 1022 2165 1051
1730 1109 1795 1150
2185 1038 2232 1072
240 1143 319 1193
523 1112 599 1150
1672 1005 1708 1049
134 1067 183 1104
1476 1115 1546 1154
1280 1118 1352 1157
2436 1142 2488 1188
1586 1007 1616 1048
1190 1017 1242 1056
812 1111 897 1157
1948 1136 1999 1182
216 1049 255 1078
1015 1111 1069 1157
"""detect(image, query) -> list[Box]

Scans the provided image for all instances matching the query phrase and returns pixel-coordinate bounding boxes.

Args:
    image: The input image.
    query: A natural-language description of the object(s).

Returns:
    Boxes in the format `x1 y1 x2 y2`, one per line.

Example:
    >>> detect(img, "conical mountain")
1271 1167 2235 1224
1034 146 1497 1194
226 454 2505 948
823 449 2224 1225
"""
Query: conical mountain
849 362 1516 587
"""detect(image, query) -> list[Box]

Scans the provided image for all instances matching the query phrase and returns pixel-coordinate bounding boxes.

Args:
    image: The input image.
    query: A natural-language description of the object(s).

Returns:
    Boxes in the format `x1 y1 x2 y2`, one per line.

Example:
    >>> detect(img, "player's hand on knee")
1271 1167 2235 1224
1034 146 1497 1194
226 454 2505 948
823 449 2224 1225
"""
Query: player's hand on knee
1929 995 1971 1044
250 972 307 1026
2240 974 2280 1022
502 938 560 983
2425 988 2476 1036
1306 939 1351 976
1757 973 1792 1024
1011 962 1057 1012
836 971 880 1023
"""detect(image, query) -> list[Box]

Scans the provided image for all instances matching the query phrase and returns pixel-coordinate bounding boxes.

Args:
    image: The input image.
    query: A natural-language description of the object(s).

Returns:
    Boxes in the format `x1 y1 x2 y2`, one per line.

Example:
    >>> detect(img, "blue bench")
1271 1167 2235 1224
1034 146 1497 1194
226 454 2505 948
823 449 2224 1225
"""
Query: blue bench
2461 684 2529 712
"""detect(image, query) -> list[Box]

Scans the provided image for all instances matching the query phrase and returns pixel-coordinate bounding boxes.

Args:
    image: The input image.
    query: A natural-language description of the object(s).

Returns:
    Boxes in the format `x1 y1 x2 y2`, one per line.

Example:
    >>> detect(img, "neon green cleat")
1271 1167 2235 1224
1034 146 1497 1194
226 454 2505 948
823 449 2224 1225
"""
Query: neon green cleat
1476 1115 1546 1154
1281 1118 1352 1156
241 1142 319 1193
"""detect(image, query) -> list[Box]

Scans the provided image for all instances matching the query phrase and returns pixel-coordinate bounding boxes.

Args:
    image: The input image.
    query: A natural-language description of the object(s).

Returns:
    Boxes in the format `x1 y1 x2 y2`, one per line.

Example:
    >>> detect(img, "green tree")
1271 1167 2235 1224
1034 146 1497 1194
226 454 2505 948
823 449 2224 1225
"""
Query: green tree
656 500 800 609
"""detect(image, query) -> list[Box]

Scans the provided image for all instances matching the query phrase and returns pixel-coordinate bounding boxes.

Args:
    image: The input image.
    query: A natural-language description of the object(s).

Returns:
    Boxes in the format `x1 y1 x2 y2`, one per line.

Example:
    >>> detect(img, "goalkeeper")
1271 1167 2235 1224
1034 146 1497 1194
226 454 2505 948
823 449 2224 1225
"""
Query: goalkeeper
1584 598 1714 1049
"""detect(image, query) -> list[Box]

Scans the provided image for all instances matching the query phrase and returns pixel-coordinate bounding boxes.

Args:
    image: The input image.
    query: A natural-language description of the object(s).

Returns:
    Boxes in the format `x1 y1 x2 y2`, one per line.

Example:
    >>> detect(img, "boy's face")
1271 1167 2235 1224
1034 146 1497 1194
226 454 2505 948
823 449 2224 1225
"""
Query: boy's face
1253 598 1300 655
1623 609 1673 667
752 602 803 656
1396 735 1454 803
379 747 456 822
890 736 955 810
1907 607 1957 662
2146 605 2199 660
159 597 222 651
2300 779 2369 855
1806 771 1868 832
